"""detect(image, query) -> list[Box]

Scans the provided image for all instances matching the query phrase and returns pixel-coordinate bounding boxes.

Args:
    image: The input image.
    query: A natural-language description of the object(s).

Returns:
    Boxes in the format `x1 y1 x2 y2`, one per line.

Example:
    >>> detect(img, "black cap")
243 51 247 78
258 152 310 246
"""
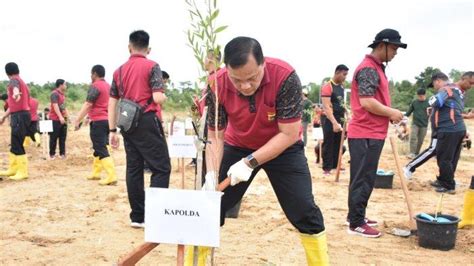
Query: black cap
368 28 407 49
427 72 449 88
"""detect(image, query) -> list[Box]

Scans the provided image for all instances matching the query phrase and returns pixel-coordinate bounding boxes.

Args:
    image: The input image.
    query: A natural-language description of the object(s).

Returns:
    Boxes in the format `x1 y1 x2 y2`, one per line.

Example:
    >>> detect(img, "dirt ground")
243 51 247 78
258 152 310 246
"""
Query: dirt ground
1 119 473 265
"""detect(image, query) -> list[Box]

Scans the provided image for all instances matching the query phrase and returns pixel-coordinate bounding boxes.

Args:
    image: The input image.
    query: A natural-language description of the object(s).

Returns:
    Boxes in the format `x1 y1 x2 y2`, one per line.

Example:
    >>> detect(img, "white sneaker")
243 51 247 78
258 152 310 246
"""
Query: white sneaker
403 166 412 180
130 222 145 228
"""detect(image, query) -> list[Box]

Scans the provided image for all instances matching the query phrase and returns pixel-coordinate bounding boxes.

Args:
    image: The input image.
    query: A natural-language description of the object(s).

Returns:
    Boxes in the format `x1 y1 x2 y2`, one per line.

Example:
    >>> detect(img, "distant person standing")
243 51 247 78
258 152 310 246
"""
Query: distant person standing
26 96 41 147
49 79 68 159
74 65 117 185
108 30 170 228
405 88 429 158
301 88 313 146
321 64 349 175
347 29 406 238
0 62 31 180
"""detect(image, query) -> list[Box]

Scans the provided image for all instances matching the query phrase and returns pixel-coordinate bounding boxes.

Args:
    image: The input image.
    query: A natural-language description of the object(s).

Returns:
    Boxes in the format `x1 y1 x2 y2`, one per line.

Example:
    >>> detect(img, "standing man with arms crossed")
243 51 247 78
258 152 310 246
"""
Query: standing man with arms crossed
347 29 406 238
74 65 117 186
405 88 429 159
189 37 329 265
108 30 170 228
49 79 68 159
321 64 349 175
0 62 31 180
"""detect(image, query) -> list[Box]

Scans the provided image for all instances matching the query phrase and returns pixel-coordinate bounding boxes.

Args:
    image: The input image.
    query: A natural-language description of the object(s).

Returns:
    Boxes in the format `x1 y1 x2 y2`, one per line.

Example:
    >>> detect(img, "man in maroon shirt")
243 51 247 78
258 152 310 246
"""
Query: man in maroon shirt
49 79 68 159
0 62 31 180
108 30 170 228
194 37 328 265
25 96 41 147
346 29 406 238
74 65 117 186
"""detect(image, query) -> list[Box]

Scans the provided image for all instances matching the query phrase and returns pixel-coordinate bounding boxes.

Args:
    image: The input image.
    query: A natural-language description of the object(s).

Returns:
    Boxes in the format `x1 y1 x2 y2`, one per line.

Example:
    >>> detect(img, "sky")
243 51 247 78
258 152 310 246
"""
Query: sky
0 0 472 86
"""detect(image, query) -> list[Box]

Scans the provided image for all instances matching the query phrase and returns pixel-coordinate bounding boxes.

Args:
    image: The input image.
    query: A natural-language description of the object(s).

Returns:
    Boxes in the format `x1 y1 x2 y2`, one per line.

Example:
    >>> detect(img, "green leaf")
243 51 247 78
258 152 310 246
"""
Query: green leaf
214 25 227 33
210 9 219 21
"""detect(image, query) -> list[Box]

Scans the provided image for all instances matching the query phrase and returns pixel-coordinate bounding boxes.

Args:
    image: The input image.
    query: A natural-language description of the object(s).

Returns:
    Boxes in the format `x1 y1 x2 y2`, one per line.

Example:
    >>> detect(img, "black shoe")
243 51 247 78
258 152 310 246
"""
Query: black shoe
435 186 456 194
430 180 442 188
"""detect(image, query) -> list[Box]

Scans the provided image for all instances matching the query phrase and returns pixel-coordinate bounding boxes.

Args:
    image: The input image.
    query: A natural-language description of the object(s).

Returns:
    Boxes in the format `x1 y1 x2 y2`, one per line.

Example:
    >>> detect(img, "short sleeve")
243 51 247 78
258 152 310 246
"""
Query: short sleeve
51 92 59 103
86 87 100 103
8 79 20 90
276 71 302 122
321 83 332 97
206 86 227 130
356 67 380 97
110 78 119 99
149 64 164 92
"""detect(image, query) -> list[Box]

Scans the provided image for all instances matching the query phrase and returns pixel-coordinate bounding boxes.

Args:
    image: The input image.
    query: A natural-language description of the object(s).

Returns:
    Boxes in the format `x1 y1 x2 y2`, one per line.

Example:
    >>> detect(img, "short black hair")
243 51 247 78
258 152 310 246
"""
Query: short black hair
224 37 264 68
44 107 50 112
417 88 426 95
55 79 65 88
335 64 349 73
0 93 7 101
462 71 474 79
91 65 105 78
161 70 169 80
129 30 150 50
5 62 19 76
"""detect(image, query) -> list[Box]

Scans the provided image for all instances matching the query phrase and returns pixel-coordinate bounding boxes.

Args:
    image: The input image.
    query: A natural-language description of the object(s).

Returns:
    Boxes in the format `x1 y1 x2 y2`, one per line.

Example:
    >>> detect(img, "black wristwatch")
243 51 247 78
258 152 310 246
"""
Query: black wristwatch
246 154 259 169
109 128 117 133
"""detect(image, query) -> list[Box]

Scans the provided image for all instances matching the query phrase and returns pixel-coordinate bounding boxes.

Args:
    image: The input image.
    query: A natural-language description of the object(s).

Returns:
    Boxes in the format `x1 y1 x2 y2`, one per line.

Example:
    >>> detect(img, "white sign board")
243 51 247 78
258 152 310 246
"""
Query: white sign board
39 120 53 133
185 117 194 130
168 121 185 136
168 135 197 158
145 188 222 247
312 127 324 140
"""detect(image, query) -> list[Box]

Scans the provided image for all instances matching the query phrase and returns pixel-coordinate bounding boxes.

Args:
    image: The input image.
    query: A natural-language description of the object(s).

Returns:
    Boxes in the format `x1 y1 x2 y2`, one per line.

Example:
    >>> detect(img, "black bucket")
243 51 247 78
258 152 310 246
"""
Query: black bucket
415 213 460 251
374 173 394 189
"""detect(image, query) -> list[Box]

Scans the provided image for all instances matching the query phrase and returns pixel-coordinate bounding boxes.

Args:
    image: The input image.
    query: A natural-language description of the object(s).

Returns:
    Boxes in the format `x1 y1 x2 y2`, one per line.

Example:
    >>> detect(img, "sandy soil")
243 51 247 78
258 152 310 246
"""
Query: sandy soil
1 119 473 265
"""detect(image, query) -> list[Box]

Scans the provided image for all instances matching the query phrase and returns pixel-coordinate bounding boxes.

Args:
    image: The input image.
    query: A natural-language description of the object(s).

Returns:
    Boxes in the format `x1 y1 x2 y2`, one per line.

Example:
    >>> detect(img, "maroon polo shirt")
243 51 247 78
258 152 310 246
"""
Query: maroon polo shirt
347 55 391 140
49 89 66 121
207 57 303 150
29 97 39 121
86 79 110 121
110 54 164 114
7 75 30 113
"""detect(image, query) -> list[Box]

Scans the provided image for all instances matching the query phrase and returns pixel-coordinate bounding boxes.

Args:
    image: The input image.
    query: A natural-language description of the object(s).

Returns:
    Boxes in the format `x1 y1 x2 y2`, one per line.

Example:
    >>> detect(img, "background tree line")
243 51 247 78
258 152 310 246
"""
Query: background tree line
0 67 472 113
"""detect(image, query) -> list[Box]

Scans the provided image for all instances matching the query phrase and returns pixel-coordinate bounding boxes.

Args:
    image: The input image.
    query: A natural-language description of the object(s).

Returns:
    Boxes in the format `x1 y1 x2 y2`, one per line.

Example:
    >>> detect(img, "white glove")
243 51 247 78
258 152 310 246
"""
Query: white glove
202 171 217 191
227 158 253 186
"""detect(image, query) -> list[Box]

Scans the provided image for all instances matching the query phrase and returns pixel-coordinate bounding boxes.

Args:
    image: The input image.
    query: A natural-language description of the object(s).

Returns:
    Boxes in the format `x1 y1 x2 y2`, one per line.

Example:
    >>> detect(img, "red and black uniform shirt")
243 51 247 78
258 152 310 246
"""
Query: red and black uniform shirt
86 79 110 121
49 89 67 121
29 97 39 122
321 80 345 118
110 54 164 115
347 54 391 140
206 57 303 150
7 76 30 113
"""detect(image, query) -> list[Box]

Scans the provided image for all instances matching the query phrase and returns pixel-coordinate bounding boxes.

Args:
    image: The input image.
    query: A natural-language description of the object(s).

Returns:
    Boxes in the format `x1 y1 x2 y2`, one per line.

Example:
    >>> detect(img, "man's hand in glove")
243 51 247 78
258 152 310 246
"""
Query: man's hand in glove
227 158 253 186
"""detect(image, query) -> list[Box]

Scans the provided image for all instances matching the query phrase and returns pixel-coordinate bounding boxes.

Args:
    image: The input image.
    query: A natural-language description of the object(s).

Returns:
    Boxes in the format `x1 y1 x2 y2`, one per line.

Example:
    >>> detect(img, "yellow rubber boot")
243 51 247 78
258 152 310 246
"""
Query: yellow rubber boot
10 154 28 180
0 153 18 177
34 133 41 147
184 246 210 266
99 157 117 185
23 137 31 147
458 189 474 228
87 157 102 180
300 231 330 266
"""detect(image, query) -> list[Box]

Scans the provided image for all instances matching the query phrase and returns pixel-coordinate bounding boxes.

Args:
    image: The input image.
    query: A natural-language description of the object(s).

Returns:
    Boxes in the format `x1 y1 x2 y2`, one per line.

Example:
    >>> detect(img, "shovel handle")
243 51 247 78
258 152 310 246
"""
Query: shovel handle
389 137 417 230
